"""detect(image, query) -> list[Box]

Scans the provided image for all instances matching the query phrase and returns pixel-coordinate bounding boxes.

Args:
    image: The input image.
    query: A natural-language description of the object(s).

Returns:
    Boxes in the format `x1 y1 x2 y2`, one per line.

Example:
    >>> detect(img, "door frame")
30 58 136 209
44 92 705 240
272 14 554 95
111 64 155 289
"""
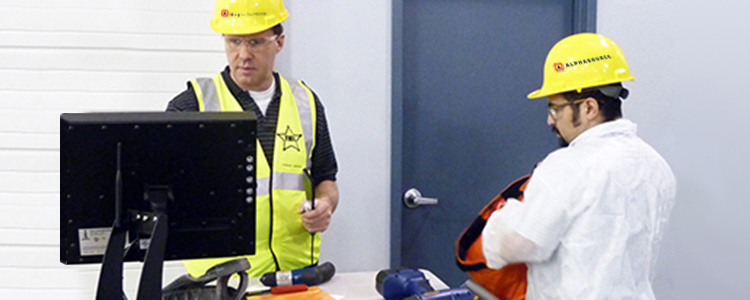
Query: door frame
389 0 598 268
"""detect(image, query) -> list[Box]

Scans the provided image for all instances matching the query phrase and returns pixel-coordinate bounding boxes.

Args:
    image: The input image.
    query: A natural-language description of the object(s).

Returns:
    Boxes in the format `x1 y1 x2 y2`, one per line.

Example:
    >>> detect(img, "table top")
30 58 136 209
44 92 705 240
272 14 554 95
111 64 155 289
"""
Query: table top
320 269 448 299
244 269 449 299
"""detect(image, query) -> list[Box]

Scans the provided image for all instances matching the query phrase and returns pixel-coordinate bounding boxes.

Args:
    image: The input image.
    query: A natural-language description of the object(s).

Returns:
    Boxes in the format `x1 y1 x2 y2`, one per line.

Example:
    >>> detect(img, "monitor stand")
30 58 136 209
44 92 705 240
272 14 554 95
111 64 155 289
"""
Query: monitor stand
96 186 171 300
95 143 172 300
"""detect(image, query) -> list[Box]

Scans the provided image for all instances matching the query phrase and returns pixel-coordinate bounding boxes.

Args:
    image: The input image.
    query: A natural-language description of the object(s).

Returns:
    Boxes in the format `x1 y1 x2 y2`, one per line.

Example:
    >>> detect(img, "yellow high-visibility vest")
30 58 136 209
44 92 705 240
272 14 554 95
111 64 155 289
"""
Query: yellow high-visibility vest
182 73 319 277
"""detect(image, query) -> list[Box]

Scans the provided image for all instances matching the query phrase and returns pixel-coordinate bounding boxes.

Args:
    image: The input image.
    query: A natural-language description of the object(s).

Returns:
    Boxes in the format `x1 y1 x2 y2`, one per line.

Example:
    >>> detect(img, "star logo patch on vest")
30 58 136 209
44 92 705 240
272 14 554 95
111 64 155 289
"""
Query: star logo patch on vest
276 125 302 151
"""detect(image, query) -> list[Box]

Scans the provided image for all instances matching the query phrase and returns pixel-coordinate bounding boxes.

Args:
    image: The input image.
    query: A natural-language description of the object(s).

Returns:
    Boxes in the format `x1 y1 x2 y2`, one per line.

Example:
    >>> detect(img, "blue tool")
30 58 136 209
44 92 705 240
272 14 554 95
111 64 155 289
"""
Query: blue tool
375 268 476 300
260 261 336 287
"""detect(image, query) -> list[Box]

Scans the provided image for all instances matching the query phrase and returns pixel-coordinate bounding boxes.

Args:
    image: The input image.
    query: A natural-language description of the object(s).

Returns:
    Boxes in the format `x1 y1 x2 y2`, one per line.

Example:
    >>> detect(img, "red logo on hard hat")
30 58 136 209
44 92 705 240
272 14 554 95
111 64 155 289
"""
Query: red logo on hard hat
553 62 565 72
221 9 229 17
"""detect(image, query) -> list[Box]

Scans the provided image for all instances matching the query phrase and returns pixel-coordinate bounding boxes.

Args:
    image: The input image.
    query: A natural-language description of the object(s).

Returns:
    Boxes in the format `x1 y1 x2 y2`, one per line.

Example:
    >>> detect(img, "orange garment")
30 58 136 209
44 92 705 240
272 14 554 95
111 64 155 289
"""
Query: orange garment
455 175 530 300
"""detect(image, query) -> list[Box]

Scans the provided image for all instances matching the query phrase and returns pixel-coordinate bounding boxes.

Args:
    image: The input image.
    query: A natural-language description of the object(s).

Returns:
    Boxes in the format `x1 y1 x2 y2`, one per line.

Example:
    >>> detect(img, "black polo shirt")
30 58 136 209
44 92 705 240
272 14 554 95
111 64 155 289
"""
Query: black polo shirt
166 67 338 185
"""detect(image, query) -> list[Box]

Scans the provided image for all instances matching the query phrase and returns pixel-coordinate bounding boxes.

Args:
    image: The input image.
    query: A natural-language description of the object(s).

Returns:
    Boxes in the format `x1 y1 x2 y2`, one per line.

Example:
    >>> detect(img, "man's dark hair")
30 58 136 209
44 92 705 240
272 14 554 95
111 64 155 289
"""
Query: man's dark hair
271 23 284 36
562 82 627 122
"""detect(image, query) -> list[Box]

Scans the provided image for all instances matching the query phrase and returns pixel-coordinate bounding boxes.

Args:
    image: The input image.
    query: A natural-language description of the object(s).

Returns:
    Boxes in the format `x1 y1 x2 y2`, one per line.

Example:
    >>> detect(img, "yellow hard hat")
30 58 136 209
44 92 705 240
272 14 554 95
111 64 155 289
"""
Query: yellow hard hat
210 0 289 35
527 33 635 99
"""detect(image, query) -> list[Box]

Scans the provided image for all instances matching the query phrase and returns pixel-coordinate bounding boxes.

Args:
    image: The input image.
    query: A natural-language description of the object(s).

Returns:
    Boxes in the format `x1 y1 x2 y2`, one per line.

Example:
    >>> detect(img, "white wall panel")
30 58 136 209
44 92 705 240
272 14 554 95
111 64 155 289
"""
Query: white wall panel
0 151 58 171
0 203 58 229
0 262 184 288
1 31 223 52
0 229 57 246
2 0 212 11
0 192 57 206
0 48 224 72
0 70 198 93
0 172 58 193
0 247 63 268
0 1 213 298
0 289 88 300
0 6 210 35
1 266 90 289
0 90 179 111
0 133 58 150
0 110 59 133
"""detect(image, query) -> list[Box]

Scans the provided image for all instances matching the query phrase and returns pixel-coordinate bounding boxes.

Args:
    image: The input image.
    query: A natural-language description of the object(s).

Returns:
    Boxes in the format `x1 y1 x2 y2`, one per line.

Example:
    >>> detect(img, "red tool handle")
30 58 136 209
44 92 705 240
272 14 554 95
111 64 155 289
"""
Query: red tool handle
270 283 309 295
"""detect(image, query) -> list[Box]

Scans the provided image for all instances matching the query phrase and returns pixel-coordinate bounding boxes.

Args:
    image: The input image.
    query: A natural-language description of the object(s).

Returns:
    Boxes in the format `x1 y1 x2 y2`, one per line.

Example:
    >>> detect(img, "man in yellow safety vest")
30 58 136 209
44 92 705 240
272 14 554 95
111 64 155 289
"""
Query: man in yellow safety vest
166 0 339 278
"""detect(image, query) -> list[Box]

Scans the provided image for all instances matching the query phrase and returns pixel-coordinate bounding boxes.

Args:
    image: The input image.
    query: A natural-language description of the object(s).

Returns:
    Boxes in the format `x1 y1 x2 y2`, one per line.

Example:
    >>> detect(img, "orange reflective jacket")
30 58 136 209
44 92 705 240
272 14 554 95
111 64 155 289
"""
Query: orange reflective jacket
455 175 530 300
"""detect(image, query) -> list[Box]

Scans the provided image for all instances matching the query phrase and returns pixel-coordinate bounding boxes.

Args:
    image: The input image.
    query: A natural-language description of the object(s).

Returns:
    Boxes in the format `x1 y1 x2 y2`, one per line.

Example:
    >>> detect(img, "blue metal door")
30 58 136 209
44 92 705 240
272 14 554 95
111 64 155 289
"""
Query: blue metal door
391 0 595 287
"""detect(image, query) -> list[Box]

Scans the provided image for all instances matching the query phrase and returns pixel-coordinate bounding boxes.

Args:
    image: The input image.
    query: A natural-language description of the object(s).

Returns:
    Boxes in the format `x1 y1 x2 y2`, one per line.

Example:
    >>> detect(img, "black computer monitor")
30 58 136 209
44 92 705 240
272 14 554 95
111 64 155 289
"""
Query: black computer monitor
60 112 257 299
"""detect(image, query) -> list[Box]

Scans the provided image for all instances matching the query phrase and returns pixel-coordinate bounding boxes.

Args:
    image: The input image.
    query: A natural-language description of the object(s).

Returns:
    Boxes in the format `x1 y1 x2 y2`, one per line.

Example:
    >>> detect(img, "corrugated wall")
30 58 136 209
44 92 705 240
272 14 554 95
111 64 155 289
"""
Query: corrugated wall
0 1 226 298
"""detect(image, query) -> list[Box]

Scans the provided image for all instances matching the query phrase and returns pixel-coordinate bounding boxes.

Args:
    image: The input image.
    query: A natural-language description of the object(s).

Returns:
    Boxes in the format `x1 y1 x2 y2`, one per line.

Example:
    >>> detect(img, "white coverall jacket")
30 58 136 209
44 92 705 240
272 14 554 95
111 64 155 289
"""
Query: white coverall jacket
482 118 676 299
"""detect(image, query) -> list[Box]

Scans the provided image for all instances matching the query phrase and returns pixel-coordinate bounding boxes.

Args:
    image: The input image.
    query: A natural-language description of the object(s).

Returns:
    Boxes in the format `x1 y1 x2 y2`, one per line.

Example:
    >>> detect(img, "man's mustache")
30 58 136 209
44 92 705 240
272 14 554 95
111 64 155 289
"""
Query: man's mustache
551 125 560 136
551 125 569 147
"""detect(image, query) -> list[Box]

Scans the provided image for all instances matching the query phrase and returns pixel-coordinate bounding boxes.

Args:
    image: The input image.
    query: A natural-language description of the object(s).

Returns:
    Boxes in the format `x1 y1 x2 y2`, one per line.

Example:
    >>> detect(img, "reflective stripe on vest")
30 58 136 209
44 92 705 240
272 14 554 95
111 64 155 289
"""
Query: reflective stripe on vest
183 73 319 277
192 75 315 197
256 171 306 197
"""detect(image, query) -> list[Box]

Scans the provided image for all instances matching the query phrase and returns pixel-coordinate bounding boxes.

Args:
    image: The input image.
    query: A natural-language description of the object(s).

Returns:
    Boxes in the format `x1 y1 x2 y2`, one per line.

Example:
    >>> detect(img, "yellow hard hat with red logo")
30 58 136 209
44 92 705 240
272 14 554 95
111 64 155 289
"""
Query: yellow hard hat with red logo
210 0 289 35
527 33 635 99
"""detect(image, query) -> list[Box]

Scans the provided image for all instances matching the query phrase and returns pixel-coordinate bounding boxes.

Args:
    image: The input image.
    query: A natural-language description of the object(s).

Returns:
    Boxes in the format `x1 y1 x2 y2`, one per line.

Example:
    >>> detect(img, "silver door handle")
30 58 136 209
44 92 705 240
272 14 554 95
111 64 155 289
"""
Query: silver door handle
403 188 438 209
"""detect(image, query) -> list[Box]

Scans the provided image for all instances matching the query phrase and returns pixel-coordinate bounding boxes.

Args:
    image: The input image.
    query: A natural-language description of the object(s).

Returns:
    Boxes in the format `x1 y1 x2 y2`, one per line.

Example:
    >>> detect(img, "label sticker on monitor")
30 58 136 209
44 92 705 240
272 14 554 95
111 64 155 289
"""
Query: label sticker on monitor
78 228 112 256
